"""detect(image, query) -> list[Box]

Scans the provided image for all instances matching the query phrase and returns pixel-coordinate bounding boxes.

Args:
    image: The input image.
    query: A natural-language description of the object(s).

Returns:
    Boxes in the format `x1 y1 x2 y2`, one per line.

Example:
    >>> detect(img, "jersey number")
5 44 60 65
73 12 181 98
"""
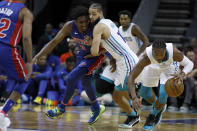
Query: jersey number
0 18 11 38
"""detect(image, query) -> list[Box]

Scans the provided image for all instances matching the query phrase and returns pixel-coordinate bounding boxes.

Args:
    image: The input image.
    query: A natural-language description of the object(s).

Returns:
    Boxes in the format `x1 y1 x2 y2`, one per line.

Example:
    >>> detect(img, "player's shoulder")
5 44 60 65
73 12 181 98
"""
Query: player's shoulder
18 7 33 21
62 21 73 29
94 22 106 30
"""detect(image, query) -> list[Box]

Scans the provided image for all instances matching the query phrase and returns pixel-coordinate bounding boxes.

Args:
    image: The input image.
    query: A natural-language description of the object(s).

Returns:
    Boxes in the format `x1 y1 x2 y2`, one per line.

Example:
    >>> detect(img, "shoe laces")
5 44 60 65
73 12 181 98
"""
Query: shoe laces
124 115 138 124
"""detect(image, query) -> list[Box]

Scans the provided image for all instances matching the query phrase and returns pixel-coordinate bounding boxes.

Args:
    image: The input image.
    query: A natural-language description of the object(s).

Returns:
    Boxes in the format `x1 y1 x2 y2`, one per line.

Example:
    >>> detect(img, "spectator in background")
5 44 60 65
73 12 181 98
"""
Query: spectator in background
189 38 197 68
37 23 55 52
47 54 66 104
32 56 53 104
47 54 61 88
60 38 77 64
168 49 196 112
180 50 197 112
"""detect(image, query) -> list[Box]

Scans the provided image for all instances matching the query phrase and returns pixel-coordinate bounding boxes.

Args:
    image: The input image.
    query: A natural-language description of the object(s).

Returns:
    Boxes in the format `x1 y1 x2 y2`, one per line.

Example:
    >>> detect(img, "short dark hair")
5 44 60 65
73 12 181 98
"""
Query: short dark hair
89 3 103 11
152 39 166 48
118 10 132 19
70 6 88 20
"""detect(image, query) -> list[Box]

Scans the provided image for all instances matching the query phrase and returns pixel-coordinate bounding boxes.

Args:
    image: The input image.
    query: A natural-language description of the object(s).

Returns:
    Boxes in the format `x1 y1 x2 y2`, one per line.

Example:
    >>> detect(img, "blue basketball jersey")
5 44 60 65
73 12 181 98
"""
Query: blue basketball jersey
70 21 93 57
0 0 25 47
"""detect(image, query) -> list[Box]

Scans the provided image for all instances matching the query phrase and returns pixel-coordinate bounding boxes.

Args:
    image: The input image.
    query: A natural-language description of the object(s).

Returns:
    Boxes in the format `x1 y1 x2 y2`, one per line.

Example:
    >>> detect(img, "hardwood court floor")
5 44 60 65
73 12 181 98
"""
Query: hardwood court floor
5 104 197 131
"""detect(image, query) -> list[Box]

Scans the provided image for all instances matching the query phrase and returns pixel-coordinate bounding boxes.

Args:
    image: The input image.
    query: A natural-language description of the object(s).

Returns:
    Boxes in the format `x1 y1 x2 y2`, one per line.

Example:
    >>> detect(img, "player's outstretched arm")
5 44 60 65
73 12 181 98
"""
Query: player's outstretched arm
33 21 72 62
131 24 149 56
21 8 33 63
20 8 33 80
128 53 150 111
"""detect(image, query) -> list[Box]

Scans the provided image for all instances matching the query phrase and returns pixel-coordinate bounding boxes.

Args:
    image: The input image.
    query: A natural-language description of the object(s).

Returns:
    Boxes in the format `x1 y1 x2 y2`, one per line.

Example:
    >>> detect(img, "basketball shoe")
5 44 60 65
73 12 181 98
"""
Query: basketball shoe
0 111 10 131
118 115 140 128
45 104 65 119
88 105 105 125
143 104 167 130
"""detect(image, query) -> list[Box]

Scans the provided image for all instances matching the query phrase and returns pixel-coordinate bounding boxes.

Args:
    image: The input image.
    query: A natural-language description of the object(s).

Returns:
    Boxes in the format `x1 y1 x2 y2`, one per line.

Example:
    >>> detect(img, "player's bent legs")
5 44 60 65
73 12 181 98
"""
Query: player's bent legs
45 66 88 119
61 66 87 104
114 85 140 128
152 84 168 115
140 85 157 104
113 90 132 114
141 84 168 130
81 75 105 125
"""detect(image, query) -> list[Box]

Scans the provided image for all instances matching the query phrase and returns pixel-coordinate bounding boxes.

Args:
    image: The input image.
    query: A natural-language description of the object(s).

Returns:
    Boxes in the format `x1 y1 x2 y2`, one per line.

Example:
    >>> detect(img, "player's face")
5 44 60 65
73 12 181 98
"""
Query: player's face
37 56 47 66
152 48 166 63
66 61 75 72
89 8 101 23
119 14 130 28
75 16 88 33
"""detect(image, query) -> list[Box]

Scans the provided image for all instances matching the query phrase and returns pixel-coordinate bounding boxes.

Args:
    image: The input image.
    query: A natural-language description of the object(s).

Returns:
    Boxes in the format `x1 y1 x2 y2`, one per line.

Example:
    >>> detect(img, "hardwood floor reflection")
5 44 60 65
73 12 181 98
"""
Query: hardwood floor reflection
4 104 197 131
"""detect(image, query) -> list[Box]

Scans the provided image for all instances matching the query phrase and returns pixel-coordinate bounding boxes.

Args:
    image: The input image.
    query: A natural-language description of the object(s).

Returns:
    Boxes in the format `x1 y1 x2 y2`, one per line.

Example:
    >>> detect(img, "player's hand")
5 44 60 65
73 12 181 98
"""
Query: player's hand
25 62 33 81
170 71 185 83
109 58 116 72
132 97 141 111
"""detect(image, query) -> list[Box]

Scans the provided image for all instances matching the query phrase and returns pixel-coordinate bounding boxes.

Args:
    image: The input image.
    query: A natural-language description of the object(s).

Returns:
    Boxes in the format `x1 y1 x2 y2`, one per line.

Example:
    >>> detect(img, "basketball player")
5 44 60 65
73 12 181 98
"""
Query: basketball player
89 3 140 128
33 6 105 125
128 39 194 130
0 0 33 129
94 9 149 128
118 10 149 56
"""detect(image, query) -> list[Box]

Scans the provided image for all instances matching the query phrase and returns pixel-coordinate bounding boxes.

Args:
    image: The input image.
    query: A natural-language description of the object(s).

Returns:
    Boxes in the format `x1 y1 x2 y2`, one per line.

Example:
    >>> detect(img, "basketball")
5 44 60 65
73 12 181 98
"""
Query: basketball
165 77 184 98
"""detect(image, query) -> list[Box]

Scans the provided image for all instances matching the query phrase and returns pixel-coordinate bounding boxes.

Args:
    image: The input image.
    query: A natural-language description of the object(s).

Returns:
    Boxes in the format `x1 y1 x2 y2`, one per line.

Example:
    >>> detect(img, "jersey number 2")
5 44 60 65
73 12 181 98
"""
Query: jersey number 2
0 18 11 38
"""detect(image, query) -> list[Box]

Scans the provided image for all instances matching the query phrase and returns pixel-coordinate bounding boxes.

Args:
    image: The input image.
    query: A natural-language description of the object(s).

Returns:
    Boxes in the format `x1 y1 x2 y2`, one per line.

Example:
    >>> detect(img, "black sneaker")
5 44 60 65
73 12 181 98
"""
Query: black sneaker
154 104 167 125
118 115 140 128
143 114 156 131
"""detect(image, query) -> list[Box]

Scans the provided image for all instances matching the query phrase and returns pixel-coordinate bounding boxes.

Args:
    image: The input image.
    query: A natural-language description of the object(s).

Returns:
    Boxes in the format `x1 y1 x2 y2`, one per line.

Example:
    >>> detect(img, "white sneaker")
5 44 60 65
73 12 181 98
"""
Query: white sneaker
180 106 189 113
0 113 10 131
168 106 178 112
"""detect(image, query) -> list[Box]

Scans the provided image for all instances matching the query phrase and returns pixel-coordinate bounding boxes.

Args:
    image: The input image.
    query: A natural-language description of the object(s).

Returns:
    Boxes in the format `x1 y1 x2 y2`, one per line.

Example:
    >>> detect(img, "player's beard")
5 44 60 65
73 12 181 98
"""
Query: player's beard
91 17 101 27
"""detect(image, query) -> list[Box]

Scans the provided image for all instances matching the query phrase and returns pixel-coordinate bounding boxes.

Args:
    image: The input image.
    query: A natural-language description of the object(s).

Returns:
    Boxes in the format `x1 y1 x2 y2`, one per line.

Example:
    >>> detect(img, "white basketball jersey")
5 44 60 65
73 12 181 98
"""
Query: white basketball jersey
146 43 174 70
119 23 142 54
99 19 139 72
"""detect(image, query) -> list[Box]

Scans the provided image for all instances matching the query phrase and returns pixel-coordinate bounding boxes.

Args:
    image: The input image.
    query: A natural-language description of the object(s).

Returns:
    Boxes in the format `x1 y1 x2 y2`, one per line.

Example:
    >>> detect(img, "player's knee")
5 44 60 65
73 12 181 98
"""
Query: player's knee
140 85 152 100
112 91 119 102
